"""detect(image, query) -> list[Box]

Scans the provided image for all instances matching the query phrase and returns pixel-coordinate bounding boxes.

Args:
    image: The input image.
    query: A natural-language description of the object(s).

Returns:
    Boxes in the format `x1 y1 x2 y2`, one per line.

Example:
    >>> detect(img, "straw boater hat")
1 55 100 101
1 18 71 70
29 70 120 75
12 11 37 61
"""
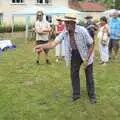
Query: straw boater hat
56 16 63 21
58 14 77 22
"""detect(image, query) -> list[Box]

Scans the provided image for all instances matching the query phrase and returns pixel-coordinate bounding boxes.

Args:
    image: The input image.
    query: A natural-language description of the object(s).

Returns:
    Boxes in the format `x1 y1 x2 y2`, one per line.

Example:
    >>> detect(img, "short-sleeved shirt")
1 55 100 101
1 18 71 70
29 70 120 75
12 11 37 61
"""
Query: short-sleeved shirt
55 25 93 65
35 20 50 41
108 18 120 40
85 21 97 38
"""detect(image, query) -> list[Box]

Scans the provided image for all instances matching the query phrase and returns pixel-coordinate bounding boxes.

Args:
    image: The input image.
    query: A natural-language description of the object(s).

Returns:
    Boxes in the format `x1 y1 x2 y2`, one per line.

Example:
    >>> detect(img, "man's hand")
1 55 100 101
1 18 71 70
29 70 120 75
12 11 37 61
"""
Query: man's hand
34 45 43 53
83 57 88 69
34 41 59 54
35 48 43 53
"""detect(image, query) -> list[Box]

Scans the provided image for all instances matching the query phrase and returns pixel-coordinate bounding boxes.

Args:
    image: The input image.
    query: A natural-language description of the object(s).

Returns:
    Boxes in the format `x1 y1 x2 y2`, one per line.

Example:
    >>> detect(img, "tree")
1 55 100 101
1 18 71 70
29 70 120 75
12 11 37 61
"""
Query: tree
115 0 120 9
77 0 115 9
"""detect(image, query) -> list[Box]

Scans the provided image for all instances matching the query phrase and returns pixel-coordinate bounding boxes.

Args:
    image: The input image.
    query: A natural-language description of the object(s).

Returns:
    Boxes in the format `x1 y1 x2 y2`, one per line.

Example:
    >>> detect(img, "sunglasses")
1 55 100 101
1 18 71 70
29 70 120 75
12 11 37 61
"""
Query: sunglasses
37 14 43 16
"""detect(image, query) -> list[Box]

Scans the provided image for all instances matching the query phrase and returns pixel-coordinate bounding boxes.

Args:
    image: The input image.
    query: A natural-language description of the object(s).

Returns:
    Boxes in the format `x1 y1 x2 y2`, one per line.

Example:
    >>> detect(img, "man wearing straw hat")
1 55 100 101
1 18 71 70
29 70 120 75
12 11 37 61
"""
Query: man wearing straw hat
35 14 96 104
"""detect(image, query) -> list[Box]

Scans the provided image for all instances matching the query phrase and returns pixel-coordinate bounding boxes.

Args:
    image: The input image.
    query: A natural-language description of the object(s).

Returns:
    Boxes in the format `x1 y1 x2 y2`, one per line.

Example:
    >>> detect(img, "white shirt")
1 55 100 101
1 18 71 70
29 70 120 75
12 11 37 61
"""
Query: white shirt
35 20 50 41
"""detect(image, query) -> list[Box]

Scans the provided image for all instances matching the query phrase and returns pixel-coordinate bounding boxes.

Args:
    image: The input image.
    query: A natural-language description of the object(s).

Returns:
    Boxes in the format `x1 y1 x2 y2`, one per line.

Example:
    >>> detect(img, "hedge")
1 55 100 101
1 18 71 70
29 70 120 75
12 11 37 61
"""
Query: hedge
0 24 26 33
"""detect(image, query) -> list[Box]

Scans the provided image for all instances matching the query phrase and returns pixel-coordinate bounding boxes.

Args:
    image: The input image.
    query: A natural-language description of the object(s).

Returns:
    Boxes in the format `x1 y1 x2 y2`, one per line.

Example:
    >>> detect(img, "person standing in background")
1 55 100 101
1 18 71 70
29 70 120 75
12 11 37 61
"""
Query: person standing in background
35 10 51 64
97 16 110 65
108 11 120 59
55 18 65 62
84 16 98 45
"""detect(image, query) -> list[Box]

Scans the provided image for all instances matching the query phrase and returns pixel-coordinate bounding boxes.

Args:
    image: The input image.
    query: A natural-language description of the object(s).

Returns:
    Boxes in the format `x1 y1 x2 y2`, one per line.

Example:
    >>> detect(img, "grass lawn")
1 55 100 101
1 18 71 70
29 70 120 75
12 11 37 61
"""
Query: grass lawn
0 32 120 120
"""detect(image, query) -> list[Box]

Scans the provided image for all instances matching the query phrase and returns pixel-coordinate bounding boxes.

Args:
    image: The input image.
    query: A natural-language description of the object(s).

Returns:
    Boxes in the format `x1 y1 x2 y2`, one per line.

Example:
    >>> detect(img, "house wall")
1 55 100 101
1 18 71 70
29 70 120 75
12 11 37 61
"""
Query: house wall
0 0 68 24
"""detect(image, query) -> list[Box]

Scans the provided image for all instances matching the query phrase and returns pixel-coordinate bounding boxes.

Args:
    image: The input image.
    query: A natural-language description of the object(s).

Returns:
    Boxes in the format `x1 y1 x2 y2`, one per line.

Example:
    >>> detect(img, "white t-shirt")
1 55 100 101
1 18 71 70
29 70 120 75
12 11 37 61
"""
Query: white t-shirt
35 20 50 41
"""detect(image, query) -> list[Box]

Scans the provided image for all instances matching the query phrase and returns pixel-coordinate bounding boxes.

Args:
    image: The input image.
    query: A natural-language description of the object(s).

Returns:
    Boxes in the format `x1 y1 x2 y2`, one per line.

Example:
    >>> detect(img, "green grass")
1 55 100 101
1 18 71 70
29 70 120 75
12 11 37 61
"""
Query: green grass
0 32 120 120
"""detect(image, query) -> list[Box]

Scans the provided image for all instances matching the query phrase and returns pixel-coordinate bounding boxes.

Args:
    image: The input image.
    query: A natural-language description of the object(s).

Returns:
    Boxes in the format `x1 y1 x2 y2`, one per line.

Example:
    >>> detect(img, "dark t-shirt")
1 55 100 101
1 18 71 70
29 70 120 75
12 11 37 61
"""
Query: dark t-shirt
69 33 77 50
85 21 97 39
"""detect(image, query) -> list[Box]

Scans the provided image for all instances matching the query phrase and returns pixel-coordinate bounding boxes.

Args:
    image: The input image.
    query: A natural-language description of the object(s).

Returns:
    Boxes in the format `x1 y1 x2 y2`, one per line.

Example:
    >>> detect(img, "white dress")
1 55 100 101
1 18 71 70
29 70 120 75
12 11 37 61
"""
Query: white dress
55 40 65 57
55 24 65 57
97 24 109 62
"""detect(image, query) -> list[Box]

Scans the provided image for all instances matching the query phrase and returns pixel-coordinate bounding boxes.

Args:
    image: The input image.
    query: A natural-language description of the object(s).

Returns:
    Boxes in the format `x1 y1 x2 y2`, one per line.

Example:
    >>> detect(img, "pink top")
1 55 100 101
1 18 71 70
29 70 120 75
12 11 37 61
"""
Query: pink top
57 24 64 32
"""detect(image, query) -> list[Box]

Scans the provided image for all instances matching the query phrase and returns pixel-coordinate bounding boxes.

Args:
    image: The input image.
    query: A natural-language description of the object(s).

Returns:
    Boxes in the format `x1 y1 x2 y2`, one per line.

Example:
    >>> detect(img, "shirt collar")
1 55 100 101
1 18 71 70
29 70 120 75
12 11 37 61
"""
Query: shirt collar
64 24 79 33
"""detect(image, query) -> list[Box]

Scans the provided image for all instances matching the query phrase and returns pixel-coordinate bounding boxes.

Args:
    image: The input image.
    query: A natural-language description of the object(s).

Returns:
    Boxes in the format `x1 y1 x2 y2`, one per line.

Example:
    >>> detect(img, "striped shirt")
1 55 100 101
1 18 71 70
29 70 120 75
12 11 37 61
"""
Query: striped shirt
55 25 94 66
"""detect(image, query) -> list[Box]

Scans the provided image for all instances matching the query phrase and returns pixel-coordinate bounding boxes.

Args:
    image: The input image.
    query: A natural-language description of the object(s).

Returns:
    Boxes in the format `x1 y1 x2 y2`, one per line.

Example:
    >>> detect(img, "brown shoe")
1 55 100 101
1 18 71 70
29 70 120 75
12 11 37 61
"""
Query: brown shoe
72 95 80 102
46 59 51 64
89 98 96 104
36 60 39 64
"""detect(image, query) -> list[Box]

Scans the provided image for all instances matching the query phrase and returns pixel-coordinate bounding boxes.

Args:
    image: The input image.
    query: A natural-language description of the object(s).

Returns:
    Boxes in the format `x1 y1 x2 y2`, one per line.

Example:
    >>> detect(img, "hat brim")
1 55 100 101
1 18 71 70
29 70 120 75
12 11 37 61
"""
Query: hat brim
85 16 93 19
56 18 62 21
59 17 76 22
62 18 76 22
56 15 77 22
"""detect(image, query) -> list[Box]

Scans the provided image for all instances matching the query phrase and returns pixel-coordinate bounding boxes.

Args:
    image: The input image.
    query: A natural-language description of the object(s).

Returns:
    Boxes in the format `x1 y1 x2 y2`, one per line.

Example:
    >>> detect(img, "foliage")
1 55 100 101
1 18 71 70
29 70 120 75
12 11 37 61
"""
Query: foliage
115 0 120 9
0 25 12 33
78 0 116 9
13 24 25 32
77 20 86 26
0 24 25 33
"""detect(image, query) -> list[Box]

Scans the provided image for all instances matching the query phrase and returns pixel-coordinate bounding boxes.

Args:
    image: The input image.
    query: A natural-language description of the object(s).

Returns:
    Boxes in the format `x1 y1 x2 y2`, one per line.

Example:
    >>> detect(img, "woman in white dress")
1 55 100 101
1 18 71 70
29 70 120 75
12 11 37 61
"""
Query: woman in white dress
55 19 65 62
97 16 110 64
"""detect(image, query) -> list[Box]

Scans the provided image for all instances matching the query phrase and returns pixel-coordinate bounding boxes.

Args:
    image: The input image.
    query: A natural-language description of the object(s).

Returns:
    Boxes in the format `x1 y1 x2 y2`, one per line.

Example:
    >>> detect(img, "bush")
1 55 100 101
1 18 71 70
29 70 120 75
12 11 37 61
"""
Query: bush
14 24 25 32
77 20 86 26
0 24 25 33
0 26 5 33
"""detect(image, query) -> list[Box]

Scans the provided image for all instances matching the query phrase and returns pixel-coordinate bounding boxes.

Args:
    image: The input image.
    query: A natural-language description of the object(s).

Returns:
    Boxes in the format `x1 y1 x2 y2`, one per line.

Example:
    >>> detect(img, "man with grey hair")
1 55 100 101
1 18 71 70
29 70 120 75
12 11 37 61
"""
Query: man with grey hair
108 10 120 59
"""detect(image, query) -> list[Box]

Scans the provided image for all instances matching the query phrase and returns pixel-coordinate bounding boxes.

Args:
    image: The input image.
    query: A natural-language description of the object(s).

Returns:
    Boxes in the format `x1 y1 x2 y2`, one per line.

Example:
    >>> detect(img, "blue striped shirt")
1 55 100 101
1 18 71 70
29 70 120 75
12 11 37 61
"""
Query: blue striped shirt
55 25 94 66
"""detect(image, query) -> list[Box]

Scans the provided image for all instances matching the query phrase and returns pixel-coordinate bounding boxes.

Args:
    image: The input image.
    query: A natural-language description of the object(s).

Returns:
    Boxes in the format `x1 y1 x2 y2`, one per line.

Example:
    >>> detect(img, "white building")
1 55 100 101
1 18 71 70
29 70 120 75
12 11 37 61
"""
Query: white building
0 0 68 24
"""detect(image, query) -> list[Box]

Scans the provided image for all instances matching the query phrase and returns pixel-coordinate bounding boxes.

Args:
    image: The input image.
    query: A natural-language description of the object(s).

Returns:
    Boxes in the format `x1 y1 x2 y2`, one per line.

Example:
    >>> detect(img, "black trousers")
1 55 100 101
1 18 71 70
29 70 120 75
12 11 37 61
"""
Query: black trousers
70 49 96 99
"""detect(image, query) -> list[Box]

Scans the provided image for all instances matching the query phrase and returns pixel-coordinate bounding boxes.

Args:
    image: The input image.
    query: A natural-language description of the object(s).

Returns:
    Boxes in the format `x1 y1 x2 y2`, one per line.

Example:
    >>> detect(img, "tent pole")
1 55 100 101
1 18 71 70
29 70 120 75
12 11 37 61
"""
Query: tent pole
12 15 14 33
25 16 30 40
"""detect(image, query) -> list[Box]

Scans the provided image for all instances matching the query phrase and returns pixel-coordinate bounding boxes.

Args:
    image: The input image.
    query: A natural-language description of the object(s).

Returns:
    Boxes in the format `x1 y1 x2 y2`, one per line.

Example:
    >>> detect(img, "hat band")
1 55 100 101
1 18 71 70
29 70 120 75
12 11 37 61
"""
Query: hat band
64 16 76 20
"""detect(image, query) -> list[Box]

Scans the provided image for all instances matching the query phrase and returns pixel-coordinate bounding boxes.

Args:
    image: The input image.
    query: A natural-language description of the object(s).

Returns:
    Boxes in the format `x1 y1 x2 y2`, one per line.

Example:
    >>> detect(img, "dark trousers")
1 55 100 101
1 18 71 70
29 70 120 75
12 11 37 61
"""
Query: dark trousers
109 39 119 56
70 49 96 99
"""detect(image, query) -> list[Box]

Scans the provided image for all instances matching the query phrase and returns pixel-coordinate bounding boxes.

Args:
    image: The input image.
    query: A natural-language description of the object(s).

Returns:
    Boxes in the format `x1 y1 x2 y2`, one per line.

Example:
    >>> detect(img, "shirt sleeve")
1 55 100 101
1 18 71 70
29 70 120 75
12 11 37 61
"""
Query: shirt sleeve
55 32 65 43
82 27 93 46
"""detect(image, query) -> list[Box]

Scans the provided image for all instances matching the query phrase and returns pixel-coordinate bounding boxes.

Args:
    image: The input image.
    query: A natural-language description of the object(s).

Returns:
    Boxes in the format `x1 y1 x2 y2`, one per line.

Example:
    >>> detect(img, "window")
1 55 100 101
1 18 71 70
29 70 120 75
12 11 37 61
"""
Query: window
37 0 49 4
12 0 24 3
